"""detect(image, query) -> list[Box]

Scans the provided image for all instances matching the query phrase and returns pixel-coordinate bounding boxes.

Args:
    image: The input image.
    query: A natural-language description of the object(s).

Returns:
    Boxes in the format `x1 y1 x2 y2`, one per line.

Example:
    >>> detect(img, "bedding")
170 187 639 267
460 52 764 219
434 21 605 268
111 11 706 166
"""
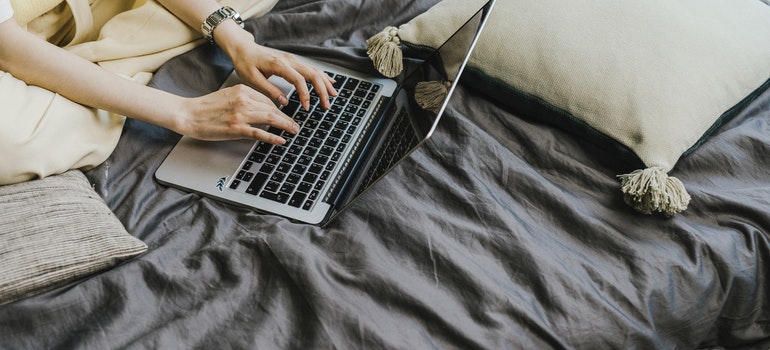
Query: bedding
2 0 770 349
367 0 770 217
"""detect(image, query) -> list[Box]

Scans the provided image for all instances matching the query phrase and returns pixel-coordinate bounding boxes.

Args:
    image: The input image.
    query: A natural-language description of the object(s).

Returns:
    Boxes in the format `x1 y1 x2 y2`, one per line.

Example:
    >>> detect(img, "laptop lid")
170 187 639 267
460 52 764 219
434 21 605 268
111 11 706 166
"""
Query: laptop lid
321 0 496 225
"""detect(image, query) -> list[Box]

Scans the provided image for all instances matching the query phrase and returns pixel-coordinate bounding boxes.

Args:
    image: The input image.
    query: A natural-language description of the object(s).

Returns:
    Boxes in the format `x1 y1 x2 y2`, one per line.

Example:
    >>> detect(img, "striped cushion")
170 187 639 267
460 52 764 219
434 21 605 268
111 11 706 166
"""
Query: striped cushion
0 170 146 305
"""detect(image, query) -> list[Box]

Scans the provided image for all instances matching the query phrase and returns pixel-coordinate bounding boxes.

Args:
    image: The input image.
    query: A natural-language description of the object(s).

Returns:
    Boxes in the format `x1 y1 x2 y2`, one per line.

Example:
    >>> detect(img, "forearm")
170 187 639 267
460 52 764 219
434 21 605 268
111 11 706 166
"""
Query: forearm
156 0 255 61
0 19 186 132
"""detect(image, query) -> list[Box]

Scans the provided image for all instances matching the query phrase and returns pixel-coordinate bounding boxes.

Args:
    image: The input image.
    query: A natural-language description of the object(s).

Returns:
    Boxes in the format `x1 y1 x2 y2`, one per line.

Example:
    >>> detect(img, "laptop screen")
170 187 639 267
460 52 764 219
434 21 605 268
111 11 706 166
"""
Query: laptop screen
325 0 494 223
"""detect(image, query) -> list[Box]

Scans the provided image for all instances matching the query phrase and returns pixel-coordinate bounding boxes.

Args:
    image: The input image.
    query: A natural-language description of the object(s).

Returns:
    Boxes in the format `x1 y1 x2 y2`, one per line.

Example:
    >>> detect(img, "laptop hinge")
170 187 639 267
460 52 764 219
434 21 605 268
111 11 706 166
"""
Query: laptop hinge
324 95 393 206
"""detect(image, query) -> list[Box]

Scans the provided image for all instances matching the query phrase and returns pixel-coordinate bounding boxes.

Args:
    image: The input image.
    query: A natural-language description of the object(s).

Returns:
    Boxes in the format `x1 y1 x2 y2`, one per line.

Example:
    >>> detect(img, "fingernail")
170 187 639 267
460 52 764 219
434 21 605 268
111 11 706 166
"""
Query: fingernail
293 122 300 133
279 95 288 105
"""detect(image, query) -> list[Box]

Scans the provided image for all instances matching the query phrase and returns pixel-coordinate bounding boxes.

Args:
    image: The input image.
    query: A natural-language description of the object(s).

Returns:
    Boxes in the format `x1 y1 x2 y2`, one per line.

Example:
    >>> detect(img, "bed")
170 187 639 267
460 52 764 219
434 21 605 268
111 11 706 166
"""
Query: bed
2 0 770 349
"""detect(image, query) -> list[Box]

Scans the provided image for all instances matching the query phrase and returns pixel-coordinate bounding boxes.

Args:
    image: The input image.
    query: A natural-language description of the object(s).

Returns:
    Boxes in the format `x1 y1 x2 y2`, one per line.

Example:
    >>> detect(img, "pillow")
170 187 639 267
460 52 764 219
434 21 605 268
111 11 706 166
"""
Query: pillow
366 0 770 216
0 170 147 306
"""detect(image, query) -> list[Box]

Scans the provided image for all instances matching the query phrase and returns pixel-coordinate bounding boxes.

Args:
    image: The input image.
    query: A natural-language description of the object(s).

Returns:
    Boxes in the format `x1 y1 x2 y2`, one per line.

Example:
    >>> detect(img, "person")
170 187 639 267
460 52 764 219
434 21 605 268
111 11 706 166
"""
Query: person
0 0 337 184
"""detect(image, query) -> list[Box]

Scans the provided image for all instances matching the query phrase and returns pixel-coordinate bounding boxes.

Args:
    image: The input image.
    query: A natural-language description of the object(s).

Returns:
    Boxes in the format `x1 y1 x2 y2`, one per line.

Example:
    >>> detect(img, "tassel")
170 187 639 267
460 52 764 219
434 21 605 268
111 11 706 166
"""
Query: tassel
415 80 451 113
617 166 691 216
366 26 404 78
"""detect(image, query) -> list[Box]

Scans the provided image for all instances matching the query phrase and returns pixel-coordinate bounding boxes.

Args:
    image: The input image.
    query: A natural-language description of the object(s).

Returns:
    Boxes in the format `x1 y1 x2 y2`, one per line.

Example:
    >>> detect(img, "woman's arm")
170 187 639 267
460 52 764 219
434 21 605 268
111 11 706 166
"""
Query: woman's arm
0 17 298 143
156 0 337 111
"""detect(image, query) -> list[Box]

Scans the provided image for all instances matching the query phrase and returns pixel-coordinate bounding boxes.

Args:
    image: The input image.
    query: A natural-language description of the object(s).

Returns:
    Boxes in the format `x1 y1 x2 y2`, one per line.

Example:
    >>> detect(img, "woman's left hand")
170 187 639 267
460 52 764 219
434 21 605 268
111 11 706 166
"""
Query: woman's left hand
216 24 338 112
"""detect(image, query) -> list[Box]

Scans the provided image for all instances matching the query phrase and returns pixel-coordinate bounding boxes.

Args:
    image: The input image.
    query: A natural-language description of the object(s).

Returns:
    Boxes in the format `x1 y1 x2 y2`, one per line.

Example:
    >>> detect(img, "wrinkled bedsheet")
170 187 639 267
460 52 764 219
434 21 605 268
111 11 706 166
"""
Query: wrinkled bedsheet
3 1 770 349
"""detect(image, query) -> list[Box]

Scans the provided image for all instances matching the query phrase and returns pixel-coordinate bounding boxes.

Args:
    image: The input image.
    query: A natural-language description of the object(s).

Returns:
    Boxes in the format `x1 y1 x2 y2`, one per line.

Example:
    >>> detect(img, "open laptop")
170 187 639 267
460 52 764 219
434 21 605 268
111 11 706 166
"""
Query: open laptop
156 0 495 226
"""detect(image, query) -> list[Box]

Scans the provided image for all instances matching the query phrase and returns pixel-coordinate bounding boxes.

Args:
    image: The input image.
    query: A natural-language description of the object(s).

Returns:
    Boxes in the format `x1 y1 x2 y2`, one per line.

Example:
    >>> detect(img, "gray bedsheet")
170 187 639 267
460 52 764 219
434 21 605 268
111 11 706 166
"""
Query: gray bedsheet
2 0 770 349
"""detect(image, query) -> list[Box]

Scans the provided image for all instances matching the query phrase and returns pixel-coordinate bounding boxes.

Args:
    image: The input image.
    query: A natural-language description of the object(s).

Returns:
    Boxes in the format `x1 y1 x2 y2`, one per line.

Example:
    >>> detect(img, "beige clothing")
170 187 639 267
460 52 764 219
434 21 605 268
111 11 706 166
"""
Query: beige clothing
0 0 278 185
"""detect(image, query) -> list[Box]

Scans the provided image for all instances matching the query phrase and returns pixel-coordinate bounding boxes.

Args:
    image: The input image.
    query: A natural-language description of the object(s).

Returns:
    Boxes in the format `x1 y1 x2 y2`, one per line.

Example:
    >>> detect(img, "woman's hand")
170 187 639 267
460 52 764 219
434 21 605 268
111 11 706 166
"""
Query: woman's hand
214 23 338 111
173 84 299 144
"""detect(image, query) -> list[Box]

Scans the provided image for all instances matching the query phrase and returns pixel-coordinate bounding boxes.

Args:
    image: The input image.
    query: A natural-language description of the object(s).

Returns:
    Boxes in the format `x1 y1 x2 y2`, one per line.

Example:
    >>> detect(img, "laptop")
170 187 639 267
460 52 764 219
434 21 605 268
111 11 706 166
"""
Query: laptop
156 0 495 226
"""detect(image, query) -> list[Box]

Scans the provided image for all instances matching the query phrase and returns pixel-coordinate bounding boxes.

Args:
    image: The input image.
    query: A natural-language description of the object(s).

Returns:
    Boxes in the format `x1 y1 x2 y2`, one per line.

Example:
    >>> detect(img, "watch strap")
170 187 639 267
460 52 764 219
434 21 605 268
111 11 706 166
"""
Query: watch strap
201 6 244 45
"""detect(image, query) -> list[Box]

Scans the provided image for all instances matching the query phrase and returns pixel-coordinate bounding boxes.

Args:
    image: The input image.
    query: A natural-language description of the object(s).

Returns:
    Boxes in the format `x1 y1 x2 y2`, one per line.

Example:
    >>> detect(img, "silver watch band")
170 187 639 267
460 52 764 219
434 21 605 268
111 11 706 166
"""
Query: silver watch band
201 6 244 45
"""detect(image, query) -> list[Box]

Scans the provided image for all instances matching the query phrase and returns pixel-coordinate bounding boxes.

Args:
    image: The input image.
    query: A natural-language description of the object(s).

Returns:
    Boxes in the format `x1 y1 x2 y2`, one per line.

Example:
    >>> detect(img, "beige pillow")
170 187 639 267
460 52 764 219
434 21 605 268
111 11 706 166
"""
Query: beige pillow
0 170 147 305
367 0 770 215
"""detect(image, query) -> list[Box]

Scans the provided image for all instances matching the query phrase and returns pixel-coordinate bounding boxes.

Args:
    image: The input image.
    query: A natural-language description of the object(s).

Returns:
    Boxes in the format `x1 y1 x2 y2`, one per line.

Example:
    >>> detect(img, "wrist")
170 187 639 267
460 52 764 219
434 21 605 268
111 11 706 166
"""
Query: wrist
213 20 255 59
160 94 192 136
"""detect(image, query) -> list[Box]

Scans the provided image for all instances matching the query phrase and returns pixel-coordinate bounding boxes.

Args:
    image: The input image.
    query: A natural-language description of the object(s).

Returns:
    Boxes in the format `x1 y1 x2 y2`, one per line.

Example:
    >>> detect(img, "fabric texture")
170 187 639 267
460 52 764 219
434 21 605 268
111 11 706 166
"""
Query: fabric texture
3 1 770 349
367 0 770 215
9 0 61 24
0 71 126 185
0 0 278 185
0 169 147 306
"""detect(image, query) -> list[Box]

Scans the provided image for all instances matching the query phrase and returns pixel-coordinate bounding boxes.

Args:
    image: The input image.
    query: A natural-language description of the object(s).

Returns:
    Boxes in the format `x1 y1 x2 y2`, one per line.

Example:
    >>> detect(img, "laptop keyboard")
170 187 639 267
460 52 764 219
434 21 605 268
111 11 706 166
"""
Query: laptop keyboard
357 107 418 194
228 72 382 211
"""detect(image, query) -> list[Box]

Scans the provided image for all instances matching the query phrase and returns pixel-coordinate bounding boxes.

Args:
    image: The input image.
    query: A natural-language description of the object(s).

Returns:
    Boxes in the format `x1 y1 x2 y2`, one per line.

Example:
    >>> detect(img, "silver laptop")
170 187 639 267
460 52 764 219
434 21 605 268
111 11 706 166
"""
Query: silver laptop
156 0 495 226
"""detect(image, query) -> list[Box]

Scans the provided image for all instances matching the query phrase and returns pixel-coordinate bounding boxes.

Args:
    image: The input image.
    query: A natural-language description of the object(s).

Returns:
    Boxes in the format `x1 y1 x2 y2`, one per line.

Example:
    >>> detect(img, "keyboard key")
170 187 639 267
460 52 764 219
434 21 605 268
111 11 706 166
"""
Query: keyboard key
314 130 328 139
270 172 286 183
260 191 289 204
246 173 269 195
324 137 339 148
248 152 264 163
314 154 329 165
298 182 313 193
292 164 307 174
309 164 324 174
280 183 296 194
255 143 272 154
286 173 302 185
344 78 359 90
281 100 301 117
288 192 307 208
259 163 275 173
253 172 269 186
277 162 292 174
264 181 281 192
298 155 312 166
309 138 323 148
266 154 281 165
271 146 287 156
293 136 309 147
303 172 318 183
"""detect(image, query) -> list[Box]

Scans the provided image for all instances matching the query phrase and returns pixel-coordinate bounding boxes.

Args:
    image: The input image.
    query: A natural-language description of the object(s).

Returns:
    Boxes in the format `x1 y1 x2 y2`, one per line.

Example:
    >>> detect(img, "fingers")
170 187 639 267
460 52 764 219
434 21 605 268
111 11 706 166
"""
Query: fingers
282 59 338 110
307 71 338 110
214 85 299 144
243 49 338 111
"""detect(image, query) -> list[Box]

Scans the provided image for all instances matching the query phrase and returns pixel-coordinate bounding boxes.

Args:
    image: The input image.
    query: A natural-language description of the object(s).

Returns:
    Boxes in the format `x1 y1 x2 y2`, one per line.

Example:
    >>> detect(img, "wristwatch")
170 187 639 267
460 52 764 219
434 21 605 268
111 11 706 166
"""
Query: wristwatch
201 6 244 45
